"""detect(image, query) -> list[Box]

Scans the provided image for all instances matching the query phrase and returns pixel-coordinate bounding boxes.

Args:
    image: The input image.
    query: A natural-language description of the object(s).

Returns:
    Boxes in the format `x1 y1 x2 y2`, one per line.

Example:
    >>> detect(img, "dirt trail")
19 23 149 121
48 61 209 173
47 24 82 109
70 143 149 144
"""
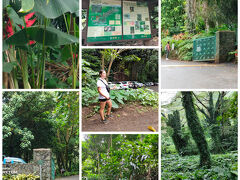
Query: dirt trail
82 103 158 132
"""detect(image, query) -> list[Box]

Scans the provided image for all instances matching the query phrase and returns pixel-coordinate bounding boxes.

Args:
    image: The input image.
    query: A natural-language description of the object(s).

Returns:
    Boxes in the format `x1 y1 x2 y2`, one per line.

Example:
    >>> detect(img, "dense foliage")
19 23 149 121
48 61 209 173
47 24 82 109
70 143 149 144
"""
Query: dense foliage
82 134 158 179
82 88 158 109
82 49 158 83
3 0 79 89
3 174 40 180
3 92 79 176
161 0 237 60
162 153 237 180
161 91 238 179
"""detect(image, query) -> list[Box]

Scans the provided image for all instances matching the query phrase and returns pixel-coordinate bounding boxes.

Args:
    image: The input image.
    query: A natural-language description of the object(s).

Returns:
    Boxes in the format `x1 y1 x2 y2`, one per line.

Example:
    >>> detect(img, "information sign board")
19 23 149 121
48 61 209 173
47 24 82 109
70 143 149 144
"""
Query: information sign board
122 1 151 39
87 0 152 43
87 0 122 42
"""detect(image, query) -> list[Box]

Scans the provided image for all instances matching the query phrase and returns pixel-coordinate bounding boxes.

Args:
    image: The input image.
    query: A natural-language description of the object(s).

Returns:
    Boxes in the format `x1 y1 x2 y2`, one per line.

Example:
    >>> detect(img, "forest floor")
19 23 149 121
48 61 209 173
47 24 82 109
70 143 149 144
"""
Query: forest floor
82 102 158 132
161 153 237 180
161 58 238 89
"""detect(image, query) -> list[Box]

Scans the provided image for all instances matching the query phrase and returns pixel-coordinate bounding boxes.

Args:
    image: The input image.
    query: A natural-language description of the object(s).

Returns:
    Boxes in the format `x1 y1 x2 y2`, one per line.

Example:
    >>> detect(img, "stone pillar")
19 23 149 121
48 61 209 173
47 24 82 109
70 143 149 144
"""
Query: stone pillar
33 149 53 180
215 31 236 63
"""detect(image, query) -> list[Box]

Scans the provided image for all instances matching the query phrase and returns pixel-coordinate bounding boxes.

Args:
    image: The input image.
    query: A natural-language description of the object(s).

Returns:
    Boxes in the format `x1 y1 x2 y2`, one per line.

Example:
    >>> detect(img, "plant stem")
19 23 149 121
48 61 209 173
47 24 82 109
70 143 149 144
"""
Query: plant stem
19 49 31 89
41 18 47 89
63 13 77 89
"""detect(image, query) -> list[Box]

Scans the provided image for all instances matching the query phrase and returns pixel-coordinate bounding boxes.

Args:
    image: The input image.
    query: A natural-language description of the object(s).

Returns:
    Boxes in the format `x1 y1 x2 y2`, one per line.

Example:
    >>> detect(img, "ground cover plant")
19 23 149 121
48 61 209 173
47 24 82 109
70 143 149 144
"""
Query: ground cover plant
3 92 79 177
3 0 79 89
3 174 40 180
161 0 237 61
82 134 158 179
161 91 238 179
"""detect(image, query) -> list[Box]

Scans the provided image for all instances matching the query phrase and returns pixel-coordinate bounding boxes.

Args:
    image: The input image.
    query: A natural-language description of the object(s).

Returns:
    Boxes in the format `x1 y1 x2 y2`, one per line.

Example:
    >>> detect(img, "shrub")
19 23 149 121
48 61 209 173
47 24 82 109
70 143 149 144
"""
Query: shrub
162 153 238 180
2 174 40 180
82 88 158 109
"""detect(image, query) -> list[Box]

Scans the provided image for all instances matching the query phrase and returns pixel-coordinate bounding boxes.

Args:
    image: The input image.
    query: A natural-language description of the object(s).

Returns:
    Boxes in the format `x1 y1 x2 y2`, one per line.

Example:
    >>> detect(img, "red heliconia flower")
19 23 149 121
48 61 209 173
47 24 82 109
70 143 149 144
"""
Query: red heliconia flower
24 12 36 45
73 53 78 59
4 17 14 38
25 12 36 27
4 12 36 45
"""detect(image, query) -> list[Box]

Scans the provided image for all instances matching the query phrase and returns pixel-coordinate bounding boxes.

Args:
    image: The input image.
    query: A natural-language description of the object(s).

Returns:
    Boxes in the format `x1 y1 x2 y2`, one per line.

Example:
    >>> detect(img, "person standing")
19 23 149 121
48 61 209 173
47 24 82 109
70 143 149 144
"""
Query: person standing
165 41 170 60
97 70 112 124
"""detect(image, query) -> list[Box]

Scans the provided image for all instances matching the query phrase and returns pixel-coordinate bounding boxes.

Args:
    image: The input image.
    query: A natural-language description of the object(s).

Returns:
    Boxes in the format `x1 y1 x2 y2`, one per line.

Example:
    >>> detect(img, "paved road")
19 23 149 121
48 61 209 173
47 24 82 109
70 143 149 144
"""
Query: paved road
161 59 238 89
56 175 79 180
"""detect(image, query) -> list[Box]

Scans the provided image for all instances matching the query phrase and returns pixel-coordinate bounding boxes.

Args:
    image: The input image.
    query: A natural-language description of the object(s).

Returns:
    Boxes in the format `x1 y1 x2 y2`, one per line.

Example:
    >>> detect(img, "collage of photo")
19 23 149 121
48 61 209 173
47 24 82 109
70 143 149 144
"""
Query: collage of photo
1 0 239 180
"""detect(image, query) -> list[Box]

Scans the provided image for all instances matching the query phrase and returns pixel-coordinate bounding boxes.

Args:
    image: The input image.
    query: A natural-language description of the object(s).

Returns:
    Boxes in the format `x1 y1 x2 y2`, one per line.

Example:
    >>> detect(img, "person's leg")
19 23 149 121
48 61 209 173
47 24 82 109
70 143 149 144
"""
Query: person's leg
106 99 112 116
99 101 106 120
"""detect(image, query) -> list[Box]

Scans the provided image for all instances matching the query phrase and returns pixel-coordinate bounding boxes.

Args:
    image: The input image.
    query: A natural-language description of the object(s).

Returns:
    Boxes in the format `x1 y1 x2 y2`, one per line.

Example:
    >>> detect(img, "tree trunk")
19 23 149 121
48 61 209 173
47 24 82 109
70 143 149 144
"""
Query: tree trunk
97 151 100 175
208 92 223 153
101 55 104 70
193 92 224 153
182 92 211 167
167 111 189 156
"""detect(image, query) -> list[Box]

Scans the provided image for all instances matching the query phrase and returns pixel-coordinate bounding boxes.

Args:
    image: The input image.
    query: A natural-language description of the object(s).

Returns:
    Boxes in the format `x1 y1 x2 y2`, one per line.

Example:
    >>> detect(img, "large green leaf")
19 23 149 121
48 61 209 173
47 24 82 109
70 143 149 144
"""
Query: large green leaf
6 26 79 46
3 62 18 73
19 0 34 13
3 0 10 8
33 0 79 19
7 7 25 27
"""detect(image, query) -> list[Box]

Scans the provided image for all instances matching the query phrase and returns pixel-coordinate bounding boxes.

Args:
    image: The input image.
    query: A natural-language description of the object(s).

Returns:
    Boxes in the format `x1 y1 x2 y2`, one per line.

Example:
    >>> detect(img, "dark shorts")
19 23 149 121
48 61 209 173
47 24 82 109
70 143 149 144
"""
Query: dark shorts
99 98 110 102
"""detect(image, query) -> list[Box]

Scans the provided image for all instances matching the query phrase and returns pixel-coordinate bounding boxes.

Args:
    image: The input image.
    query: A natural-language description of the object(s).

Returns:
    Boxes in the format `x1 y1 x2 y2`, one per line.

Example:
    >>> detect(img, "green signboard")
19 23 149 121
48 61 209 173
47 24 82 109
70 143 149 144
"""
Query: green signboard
193 36 216 61
87 0 122 42
122 1 151 40
87 0 151 43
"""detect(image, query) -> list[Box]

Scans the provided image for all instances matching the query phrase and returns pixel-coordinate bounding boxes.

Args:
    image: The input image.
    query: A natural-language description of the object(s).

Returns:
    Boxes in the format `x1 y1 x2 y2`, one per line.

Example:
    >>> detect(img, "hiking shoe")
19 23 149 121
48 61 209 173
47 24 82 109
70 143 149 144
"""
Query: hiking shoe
106 114 112 119
101 119 109 124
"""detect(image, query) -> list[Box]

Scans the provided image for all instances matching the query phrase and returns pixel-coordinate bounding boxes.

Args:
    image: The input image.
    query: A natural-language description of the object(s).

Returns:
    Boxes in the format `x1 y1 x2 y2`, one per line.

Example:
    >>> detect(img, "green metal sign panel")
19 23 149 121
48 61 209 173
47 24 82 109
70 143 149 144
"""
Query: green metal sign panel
87 0 151 43
122 1 151 40
193 36 216 61
87 0 122 42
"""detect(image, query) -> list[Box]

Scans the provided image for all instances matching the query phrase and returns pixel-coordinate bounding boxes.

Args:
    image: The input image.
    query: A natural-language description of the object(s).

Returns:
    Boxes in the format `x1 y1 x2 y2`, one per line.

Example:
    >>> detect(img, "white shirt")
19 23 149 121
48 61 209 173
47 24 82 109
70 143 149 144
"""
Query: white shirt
97 78 110 99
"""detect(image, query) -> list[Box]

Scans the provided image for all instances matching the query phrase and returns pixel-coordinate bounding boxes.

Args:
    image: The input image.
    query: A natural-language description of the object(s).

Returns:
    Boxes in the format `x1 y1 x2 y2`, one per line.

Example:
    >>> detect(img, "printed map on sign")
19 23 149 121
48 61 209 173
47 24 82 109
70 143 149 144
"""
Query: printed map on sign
87 0 122 42
123 1 151 40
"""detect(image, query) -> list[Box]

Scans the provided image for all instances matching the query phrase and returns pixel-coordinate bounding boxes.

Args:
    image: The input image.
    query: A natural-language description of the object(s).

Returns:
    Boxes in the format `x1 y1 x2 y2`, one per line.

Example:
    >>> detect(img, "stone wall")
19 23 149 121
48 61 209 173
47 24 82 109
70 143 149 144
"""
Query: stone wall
3 148 54 180
215 31 236 63
3 163 39 175
34 148 52 180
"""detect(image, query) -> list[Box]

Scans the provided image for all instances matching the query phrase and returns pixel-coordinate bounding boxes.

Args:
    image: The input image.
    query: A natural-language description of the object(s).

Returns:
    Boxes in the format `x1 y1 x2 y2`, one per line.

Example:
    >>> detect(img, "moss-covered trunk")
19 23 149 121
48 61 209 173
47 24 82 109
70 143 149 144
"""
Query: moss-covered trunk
167 111 189 156
182 92 211 167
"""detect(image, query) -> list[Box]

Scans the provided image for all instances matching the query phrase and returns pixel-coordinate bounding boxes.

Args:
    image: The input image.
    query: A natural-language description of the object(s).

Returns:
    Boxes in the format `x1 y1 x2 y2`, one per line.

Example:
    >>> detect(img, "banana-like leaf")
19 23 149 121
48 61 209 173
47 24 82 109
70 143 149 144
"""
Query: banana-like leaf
19 0 35 13
3 0 10 8
6 26 79 46
33 0 79 19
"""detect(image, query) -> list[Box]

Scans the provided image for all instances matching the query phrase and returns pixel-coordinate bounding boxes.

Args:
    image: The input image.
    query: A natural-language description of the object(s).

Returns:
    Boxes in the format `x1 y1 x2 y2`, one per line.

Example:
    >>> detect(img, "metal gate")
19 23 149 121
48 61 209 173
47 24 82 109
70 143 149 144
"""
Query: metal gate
193 36 216 61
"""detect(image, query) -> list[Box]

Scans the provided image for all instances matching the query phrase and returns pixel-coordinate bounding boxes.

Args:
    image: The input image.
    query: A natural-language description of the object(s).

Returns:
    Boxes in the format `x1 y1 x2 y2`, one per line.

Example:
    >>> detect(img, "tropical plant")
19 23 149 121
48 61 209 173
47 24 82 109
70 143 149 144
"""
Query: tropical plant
82 134 158 179
3 0 79 89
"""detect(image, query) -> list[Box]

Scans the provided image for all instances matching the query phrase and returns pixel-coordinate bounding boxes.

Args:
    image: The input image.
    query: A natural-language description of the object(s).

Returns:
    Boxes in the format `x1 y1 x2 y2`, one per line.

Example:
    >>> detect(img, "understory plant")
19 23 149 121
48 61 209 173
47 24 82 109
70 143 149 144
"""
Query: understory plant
82 87 158 109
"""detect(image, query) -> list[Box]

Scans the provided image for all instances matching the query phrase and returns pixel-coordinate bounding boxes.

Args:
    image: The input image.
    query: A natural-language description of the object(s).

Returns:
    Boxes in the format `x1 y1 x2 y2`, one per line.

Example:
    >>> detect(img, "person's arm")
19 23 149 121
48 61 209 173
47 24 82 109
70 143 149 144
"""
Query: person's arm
98 87 109 99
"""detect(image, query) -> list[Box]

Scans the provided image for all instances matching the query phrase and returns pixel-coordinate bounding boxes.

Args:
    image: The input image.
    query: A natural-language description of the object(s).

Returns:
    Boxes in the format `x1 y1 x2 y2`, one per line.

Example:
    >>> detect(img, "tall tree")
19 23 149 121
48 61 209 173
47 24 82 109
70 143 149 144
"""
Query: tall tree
166 111 189 156
193 92 226 153
181 92 211 167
